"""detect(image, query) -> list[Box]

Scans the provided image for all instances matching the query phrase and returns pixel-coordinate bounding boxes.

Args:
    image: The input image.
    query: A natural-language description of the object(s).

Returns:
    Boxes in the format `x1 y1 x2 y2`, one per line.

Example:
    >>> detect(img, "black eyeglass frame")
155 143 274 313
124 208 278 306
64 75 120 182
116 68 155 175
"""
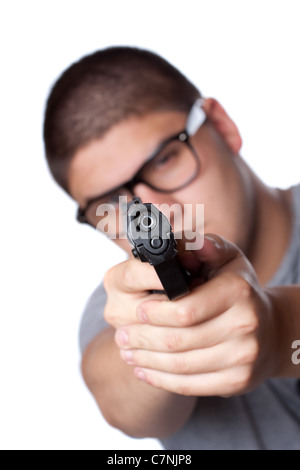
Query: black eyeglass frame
76 129 203 226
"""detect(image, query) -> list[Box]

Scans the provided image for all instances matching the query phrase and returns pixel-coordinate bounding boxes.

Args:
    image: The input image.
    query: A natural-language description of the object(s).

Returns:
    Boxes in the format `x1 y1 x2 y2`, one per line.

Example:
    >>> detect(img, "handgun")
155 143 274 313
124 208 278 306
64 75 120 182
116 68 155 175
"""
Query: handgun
125 197 190 300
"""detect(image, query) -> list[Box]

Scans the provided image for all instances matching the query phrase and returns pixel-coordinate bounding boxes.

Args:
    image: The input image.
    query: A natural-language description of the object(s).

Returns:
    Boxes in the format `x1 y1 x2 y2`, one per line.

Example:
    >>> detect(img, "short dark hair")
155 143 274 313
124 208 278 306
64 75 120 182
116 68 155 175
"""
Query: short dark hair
43 46 201 193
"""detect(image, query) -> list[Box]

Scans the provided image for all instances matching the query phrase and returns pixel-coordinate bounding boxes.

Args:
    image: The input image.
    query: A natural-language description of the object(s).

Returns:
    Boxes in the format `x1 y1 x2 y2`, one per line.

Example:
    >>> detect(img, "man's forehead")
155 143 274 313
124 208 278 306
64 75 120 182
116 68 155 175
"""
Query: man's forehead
68 110 187 204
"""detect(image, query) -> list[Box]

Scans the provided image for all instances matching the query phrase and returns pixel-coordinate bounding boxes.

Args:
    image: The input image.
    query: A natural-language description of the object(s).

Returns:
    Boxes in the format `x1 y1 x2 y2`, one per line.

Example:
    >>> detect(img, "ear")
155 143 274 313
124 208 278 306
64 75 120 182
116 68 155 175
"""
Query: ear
203 98 242 154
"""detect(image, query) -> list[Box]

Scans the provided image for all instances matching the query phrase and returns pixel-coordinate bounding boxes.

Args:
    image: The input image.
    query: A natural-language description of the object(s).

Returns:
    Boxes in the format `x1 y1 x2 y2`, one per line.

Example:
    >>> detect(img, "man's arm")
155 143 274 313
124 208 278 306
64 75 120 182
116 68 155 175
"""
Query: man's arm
81 326 197 439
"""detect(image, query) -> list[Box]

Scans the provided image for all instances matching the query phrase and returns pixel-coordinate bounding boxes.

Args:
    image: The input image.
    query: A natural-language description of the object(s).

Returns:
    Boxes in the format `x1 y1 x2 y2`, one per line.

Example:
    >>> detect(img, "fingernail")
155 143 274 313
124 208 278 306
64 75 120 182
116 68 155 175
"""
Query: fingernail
205 235 221 249
116 329 129 346
137 306 148 323
120 350 133 363
135 368 146 382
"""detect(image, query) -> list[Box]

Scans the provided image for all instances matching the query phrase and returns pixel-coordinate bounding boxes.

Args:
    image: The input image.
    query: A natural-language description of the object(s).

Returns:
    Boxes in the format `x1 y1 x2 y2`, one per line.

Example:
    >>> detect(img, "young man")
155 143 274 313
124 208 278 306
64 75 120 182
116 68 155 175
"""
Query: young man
44 46 300 450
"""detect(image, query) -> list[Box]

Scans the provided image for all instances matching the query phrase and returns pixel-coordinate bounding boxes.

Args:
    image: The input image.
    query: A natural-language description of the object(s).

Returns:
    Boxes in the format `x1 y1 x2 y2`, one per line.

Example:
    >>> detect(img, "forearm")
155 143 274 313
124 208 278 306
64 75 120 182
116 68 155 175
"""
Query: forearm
267 285 300 377
81 326 197 439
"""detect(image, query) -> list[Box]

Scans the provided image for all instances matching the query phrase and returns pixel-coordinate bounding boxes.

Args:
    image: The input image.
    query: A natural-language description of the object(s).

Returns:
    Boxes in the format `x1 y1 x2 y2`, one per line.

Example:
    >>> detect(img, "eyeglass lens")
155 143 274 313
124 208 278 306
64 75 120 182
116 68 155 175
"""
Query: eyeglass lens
85 138 198 235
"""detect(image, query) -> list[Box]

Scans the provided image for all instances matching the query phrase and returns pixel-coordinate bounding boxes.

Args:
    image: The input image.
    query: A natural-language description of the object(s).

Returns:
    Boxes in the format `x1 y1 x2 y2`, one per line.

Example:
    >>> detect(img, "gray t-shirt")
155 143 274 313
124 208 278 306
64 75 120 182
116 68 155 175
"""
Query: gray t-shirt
79 184 300 450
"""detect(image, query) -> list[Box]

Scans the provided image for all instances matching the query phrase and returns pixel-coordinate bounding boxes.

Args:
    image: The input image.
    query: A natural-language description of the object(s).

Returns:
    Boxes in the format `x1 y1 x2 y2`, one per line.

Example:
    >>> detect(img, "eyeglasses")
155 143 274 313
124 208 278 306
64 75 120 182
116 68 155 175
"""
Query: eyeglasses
76 98 206 235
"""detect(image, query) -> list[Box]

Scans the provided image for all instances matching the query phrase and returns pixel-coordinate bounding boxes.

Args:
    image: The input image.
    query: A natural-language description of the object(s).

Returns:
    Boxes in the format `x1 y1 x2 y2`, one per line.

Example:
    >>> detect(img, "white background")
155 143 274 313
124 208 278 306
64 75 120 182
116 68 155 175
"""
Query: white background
1 0 299 450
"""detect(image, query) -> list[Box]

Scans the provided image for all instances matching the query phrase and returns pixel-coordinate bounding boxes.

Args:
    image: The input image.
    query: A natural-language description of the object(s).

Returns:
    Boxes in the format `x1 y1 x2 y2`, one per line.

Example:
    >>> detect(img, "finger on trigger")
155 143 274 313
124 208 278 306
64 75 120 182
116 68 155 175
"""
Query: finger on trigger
105 259 164 293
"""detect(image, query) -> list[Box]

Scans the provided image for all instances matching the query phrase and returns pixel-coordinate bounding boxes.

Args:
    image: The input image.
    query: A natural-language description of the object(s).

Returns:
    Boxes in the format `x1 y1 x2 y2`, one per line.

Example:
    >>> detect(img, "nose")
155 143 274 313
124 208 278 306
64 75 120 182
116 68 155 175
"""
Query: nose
132 183 182 229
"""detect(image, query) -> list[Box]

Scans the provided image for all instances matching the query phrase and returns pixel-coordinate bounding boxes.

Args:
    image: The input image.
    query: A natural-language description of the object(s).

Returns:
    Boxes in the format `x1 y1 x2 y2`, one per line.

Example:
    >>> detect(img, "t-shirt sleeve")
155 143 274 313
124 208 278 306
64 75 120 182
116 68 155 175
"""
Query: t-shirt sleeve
79 283 109 355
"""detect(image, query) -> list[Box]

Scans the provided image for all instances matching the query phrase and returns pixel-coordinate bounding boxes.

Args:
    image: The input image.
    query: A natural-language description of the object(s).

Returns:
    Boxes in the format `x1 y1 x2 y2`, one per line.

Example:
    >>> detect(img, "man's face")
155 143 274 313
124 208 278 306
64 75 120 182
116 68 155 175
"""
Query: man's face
68 108 255 255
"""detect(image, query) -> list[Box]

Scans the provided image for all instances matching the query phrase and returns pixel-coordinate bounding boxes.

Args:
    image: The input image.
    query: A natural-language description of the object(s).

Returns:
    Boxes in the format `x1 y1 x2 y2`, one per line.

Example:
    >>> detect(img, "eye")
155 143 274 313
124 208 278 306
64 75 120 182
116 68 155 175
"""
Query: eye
154 150 178 168
107 193 120 206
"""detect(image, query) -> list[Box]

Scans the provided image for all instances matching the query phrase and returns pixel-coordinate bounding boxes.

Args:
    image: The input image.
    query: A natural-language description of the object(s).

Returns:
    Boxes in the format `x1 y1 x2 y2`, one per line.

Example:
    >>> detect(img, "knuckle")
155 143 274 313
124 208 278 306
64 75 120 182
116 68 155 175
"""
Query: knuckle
103 301 124 328
246 338 260 363
236 339 260 366
172 355 187 373
176 304 196 327
227 367 253 394
131 349 139 364
245 311 260 334
234 310 260 336
165 330 183 351
134 328 149 349
175 383 193 396
103 307 117 328
121 263 134 290
224 272 252 299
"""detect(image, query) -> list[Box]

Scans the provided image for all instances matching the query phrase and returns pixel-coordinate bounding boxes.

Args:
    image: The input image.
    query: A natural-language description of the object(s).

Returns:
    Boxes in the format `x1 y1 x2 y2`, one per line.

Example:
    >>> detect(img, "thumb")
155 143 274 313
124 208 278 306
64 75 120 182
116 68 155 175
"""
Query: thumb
195 234 241 267
178 233 243 281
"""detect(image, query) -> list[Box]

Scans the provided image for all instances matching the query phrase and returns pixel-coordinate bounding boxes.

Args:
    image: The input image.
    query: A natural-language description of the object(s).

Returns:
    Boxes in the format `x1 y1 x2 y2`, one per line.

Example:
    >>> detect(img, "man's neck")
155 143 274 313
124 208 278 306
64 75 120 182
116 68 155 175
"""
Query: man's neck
246 174 293 286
